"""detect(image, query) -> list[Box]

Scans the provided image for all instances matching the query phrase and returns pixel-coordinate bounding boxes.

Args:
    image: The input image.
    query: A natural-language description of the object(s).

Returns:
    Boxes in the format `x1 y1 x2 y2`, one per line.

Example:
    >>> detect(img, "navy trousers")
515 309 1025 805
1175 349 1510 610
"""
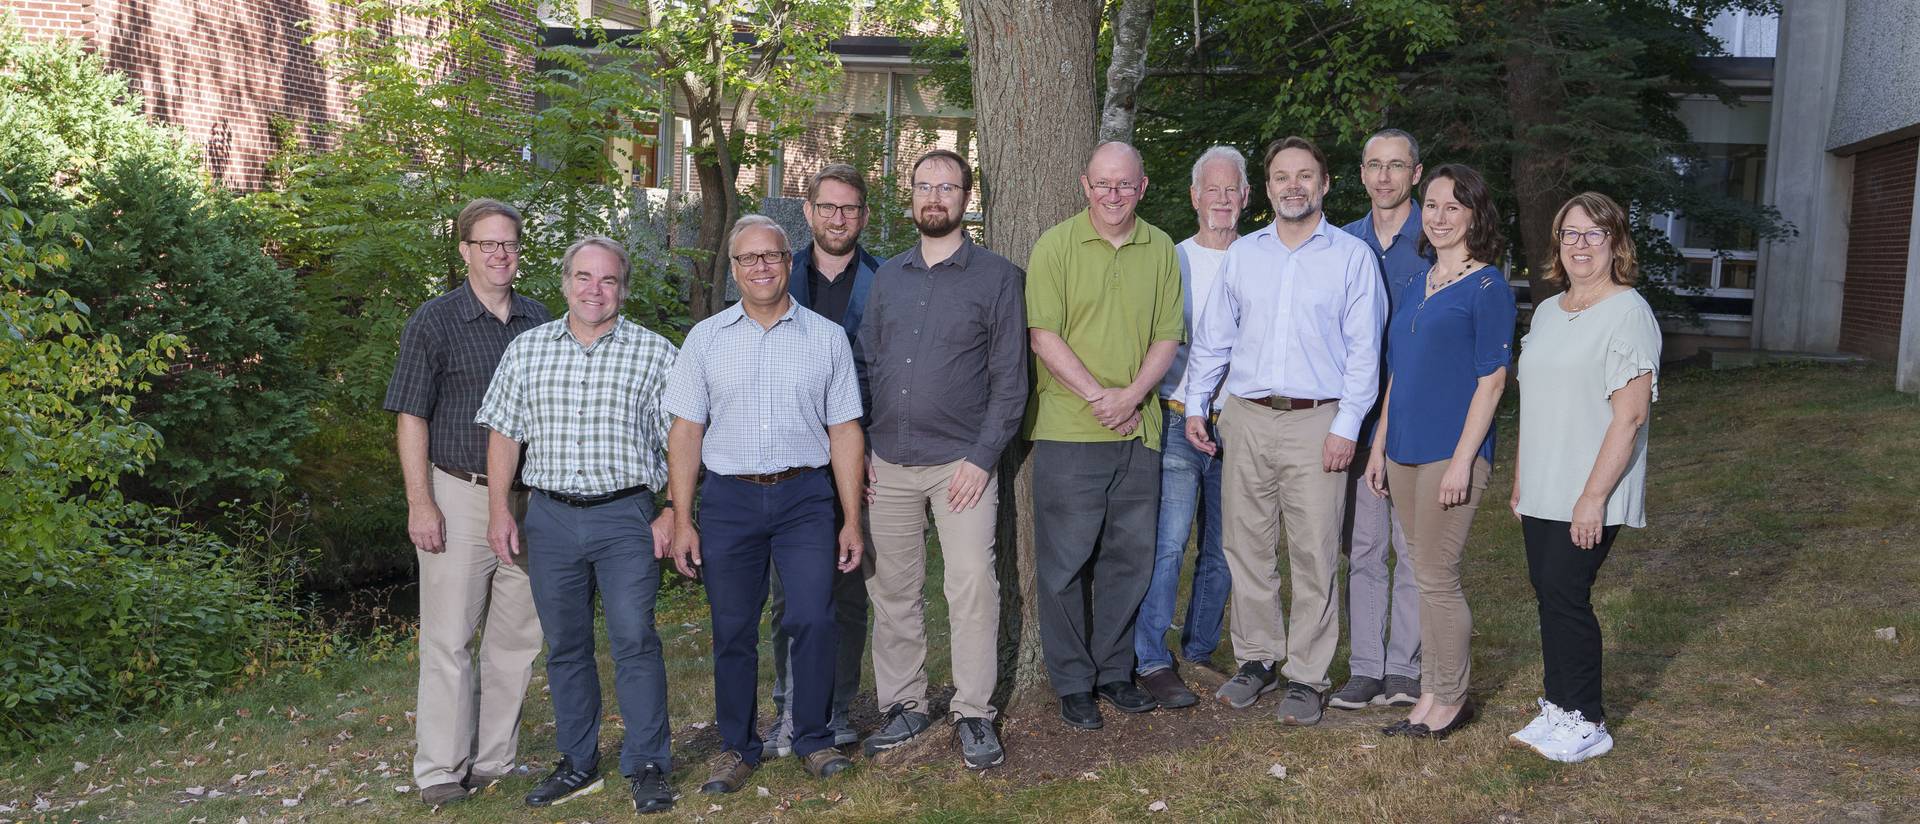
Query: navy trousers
523 492 671 776
699 468 840 763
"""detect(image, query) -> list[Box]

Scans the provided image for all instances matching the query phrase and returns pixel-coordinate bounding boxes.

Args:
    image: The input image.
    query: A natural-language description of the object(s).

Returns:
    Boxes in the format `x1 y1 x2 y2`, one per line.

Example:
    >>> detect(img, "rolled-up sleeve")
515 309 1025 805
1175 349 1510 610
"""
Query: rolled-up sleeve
1332 248 1386 441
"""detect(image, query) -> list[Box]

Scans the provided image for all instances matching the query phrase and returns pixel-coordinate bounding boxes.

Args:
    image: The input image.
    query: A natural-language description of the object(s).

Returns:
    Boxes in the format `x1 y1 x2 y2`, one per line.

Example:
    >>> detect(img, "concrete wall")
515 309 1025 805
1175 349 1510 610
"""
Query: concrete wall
1828 2 1920 153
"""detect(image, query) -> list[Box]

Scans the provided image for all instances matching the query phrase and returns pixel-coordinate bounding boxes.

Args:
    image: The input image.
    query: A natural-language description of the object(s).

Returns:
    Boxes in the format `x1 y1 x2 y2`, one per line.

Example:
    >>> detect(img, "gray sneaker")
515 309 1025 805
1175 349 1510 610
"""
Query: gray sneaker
1215 660 1280 709
861 701 931 757
1276 681 1325 726
1378 674 1420 707
1328 675 1384 710
954 716 1004 769
828 706 859 747
762 713 794 759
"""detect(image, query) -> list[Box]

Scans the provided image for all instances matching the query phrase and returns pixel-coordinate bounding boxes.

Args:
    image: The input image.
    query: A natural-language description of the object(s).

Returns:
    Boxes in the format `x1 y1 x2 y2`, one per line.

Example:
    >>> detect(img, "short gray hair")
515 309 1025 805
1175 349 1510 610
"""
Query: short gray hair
560 235 630 289
727 214 790 255
1190 145 1248 190
1364 128 1422 166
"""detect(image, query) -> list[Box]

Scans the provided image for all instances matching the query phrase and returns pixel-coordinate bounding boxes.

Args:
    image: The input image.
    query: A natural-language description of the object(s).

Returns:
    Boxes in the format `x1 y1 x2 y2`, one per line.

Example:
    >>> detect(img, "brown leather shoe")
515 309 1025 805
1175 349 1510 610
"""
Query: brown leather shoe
1139 668 1199 709
698 750 754 795
802 747 853 779
419 782 471 807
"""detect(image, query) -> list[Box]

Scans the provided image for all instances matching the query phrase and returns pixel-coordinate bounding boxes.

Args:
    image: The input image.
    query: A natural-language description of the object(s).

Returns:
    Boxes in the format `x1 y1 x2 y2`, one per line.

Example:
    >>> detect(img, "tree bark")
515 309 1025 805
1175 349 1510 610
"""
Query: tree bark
959 0 1100 711
1502 3 1570 304
1099 0 1155 144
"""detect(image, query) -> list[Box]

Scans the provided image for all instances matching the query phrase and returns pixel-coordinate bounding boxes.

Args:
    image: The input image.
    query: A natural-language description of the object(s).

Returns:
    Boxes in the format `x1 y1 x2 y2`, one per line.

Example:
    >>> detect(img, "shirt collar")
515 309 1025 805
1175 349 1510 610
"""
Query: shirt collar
1069 208 1151 248
550 314 627 344
1387 201 1424 252
1253 215 1335 250
716 296 800 328
902 234 977 271
455 280 533 323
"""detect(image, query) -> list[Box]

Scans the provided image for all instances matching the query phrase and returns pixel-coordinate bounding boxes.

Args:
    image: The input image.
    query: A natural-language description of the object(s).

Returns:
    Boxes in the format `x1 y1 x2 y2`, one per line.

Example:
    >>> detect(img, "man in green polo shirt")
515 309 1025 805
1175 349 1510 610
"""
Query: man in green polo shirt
1026 140 1185 730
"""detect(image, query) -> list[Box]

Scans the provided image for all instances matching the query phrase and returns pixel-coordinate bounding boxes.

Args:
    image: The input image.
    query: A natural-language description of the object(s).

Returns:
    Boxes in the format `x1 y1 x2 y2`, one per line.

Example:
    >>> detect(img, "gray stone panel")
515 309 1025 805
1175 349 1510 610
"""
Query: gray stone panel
1829 1 1920 153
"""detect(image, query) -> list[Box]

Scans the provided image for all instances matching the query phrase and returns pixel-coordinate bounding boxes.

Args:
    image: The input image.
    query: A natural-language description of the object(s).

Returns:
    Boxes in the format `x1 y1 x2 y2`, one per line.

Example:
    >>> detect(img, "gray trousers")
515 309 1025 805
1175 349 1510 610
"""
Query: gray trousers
1032 439 1161 696
1344 463 1420 680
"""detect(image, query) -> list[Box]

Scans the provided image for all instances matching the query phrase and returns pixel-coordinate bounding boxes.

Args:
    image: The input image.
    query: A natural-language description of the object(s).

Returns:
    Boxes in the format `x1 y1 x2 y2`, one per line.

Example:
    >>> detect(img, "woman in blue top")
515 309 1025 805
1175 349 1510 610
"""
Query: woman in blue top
1363 164 1517 739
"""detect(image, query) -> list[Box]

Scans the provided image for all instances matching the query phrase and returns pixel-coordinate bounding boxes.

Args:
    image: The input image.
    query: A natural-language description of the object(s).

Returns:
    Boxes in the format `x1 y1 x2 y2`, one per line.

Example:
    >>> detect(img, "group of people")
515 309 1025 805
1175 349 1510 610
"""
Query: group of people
382 129 1660 816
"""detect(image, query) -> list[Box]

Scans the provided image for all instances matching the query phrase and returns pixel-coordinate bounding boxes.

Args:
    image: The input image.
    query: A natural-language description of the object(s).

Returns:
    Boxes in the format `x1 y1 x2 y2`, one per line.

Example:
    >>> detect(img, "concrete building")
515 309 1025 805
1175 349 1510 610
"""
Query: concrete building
1755 2 1920 392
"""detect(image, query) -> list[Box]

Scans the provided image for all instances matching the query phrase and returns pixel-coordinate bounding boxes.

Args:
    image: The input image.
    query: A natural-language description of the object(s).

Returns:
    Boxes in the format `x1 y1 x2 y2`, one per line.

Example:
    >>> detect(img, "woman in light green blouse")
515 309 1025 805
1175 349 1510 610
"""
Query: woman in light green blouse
1507 192 1660 764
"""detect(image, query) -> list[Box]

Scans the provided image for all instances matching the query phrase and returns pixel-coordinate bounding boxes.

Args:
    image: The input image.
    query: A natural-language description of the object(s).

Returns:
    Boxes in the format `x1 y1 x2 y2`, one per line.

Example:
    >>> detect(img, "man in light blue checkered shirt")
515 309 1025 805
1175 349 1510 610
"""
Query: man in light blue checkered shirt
474 236 679 815
662 214 868 793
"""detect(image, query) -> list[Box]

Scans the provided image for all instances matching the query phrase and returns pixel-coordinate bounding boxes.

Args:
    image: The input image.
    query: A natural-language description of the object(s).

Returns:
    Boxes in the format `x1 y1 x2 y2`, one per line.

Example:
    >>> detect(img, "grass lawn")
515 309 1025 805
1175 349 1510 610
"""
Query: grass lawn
3 362 1916 823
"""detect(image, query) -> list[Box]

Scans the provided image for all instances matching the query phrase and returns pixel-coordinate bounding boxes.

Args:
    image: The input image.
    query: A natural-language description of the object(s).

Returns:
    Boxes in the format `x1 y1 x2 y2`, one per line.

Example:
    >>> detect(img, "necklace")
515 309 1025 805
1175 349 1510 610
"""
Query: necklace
1562 288 1609 320
1411 260 1478 334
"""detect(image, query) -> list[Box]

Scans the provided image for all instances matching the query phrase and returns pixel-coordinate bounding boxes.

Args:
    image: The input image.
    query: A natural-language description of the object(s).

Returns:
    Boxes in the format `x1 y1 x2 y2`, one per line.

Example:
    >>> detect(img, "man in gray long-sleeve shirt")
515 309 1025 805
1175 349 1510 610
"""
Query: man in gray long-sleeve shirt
853 149 1027 770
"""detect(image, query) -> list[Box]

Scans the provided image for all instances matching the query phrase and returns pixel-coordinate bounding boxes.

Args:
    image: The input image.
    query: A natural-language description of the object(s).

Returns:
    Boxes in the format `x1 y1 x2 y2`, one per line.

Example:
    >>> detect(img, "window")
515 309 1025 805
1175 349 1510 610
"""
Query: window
1654 142 1767 316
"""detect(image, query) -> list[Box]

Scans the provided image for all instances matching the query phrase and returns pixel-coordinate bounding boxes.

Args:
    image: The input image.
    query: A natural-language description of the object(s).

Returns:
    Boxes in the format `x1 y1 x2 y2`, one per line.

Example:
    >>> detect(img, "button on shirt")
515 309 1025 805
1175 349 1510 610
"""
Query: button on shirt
472 316 677 495
1342 204 1434 446
856 235 1028 470
1162 237 1230 410
1184 217 1387 442
383 282 551 475
662 299 863 476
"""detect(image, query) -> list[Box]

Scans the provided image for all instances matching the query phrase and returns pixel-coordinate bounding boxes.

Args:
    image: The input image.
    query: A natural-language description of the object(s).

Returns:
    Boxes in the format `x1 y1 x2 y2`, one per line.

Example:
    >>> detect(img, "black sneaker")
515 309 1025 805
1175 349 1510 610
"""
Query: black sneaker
629 762 674 815
524 757 603 807
862 701 932 757
954 716 1005 769
1215 660 1279 709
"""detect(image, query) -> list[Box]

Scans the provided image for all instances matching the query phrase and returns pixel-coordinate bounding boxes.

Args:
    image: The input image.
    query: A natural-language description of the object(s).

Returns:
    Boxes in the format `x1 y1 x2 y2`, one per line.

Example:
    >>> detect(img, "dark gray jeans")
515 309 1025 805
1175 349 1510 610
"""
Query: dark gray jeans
1031 439 1160 696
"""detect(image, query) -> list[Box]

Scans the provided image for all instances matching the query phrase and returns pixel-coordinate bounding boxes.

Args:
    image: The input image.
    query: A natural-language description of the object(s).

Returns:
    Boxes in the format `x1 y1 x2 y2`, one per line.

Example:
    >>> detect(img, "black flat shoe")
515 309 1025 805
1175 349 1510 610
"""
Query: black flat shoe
1059 692 1103 729
1381 718 1415 736
1095 680 1159 713
1407 701 1477 740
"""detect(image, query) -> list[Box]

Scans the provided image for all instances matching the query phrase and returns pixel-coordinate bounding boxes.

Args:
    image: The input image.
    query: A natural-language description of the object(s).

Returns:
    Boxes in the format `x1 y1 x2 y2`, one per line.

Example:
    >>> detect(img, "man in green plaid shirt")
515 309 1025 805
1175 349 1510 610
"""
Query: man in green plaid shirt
475 236 681 815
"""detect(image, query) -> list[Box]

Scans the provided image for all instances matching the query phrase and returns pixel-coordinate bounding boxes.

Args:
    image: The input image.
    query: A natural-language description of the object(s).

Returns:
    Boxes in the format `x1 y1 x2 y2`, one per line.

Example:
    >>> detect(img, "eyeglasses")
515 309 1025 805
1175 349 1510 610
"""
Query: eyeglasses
730 250 790 268
1557 228 1612 246
810 202 865 219
1362 160 1413 175
1088 182 1141 197
465 240 522 254
911 182 965 197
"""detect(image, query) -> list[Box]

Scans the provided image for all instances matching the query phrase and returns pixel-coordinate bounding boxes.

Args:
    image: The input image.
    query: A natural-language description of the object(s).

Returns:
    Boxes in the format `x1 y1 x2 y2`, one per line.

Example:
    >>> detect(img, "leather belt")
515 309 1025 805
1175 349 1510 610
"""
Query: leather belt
1238 394 1338 411
1162 398 1218 422
729 466 815 486
435 464 490 486
538 485 650 508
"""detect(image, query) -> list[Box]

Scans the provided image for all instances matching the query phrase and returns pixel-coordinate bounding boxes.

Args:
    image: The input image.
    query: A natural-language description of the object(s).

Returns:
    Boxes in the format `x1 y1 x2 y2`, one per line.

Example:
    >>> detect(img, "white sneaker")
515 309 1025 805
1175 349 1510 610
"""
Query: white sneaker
1534 709 1613 763
1508 698 1565 750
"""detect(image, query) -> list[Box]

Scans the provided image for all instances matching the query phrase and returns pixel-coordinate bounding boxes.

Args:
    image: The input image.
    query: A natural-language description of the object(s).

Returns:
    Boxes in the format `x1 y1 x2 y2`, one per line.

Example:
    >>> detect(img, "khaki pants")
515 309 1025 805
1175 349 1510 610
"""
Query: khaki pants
414 469 542 787
864 455 1001 719
1384 457 1490 705
1218 397 1347 692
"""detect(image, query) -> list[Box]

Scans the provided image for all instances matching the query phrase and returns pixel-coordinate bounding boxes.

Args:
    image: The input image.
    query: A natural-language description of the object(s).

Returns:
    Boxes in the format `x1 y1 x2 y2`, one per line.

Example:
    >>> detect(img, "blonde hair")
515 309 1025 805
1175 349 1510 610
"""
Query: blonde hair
1546 192 1639 286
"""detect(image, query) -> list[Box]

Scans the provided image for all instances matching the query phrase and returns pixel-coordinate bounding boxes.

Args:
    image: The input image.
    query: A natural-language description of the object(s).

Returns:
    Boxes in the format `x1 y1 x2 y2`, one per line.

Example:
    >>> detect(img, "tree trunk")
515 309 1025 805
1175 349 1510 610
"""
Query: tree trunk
1098 0 1155 144
960 0 1100 712
687 104 740 320
1503 5 1570 305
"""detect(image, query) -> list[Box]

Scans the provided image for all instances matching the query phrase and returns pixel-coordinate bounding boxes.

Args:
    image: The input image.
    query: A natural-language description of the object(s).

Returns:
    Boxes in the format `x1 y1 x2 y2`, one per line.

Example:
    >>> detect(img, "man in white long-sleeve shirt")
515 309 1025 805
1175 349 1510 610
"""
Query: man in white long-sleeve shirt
1182 135 1386 727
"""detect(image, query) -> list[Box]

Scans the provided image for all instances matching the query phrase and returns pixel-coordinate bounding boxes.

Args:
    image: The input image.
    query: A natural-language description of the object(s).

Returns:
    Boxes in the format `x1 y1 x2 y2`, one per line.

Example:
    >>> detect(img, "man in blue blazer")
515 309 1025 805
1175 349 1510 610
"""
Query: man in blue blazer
765 163 883 755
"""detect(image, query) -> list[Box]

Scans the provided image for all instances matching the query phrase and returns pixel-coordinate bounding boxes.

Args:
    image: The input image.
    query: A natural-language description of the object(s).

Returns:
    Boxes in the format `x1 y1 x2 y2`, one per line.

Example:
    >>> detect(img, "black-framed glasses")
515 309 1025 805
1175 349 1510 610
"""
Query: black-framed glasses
1362 160 1413 174
911 182 965 197
1088 182 1141 197
810 202 865 219
1557 228 1612 246
465 239 522 254
730 250 790 267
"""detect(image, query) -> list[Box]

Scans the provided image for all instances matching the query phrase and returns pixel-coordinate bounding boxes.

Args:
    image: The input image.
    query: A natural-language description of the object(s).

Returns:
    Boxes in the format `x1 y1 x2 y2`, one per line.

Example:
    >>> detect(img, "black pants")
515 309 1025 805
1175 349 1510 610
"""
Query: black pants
1031 439 1161 696
1521 515 1621 722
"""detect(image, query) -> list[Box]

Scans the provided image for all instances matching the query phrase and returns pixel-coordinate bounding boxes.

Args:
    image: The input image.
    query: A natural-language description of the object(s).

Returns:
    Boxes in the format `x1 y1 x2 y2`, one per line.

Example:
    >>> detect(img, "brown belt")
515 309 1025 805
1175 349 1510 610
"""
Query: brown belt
1237 394 1338 411
729 466 816 486
435 465 490 486
1162 398 1218 422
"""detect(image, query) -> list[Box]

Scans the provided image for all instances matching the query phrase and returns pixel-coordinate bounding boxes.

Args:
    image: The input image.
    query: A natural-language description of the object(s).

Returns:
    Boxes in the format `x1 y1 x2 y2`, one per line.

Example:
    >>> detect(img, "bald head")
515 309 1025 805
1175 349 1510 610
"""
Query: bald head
1087 141 1145 179
1081 140 1149 238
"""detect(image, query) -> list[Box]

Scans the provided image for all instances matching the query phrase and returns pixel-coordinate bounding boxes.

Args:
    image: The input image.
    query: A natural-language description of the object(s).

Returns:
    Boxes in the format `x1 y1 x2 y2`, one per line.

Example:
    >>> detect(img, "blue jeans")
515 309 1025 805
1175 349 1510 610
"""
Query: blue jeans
523 492 671 776
1133 413 1231 674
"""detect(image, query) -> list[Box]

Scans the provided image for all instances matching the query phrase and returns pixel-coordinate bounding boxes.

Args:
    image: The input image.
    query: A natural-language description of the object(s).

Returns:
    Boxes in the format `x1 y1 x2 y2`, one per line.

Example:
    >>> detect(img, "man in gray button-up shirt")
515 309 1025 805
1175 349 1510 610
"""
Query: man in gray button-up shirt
852 149 1026 770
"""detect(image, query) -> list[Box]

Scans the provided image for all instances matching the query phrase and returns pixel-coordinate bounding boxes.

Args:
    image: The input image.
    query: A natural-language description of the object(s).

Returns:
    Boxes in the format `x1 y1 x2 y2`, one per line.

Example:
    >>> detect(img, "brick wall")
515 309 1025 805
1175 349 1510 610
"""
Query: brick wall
1840 137 1918 360
11 0 533 191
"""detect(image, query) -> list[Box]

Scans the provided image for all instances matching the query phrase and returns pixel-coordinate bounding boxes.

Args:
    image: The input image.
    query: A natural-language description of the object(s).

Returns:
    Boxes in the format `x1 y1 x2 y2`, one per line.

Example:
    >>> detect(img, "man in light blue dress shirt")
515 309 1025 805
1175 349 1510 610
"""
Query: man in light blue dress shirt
1182 136 1387 727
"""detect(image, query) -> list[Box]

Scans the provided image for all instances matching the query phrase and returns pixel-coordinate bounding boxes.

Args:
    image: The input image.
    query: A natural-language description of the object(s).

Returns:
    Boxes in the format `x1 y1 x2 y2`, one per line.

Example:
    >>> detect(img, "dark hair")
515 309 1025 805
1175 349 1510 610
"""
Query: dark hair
1417 164 1504 264
807 163 867 205
457 198 522 242
910 149 973 191
1546 192 1639 286
1261 135 1328 179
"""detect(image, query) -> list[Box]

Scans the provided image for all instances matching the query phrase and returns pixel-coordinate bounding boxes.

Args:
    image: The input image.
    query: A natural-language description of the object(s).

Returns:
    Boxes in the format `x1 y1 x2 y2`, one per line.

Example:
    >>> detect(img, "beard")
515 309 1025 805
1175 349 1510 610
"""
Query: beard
1276 193 1320 222
914 206 963 238
813 230 857 256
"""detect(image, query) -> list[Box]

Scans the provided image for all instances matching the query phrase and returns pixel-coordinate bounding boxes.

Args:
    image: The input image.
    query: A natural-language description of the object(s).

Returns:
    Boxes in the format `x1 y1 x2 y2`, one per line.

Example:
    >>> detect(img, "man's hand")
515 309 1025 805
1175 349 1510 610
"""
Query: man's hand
836 522 864 573
946 460 990 513
1185 415 1216 456
865 457 878 506
1087 387 1138 429
670 523 703 579
650 509 675 559
1322 433 1356 472
408 500 446 554
486 510 520 566
1113 410 1142 437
